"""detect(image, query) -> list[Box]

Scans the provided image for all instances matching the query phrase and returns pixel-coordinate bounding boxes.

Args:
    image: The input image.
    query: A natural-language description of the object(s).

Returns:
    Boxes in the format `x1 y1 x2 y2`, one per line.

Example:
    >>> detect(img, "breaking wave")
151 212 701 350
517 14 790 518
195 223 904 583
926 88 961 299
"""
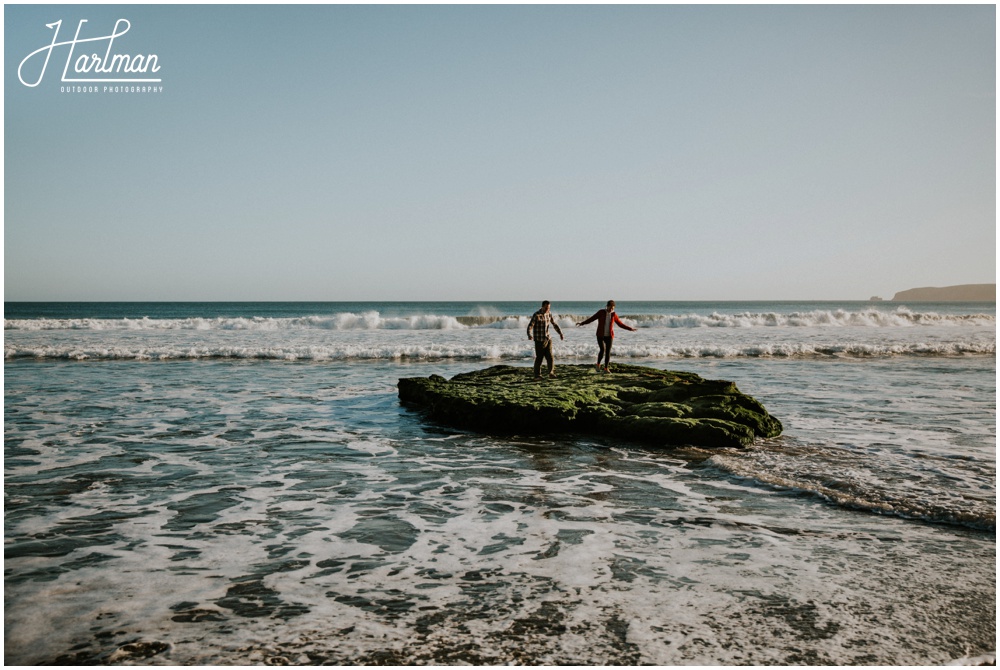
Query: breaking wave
5 340 994 361
623 308 995 328
5 307 994 332
5 312 468 331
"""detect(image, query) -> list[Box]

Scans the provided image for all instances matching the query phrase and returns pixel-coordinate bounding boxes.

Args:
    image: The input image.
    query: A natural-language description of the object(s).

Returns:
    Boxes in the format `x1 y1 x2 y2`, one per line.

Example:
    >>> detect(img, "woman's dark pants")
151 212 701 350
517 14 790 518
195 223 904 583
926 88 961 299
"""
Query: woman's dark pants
597 336 613 368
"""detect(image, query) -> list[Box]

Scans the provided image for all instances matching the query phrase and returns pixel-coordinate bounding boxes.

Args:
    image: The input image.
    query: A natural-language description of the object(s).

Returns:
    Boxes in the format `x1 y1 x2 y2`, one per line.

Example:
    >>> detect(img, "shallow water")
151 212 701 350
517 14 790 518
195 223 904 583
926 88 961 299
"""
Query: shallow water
4 302 995 664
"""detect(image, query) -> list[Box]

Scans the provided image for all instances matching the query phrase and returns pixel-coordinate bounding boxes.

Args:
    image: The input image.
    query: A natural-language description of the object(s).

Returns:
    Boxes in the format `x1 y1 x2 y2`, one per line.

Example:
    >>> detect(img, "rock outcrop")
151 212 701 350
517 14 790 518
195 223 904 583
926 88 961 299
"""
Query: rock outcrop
398 364 782 449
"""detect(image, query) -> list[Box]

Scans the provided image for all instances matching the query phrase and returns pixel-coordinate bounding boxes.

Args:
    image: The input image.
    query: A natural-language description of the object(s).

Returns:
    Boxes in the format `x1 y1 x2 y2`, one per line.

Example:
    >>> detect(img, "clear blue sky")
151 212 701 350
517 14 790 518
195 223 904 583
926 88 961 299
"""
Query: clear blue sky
5 4 995 301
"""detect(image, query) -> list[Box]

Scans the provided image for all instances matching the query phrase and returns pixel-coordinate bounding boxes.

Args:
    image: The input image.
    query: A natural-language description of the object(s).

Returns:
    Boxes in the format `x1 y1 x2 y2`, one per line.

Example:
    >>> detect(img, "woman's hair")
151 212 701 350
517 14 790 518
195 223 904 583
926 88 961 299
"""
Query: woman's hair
607 300 615 309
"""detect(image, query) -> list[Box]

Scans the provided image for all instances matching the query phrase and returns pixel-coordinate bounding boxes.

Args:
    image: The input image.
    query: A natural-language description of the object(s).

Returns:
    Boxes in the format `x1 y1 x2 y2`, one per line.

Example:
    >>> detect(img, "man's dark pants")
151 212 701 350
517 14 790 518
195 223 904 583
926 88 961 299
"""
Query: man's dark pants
533 338 553 377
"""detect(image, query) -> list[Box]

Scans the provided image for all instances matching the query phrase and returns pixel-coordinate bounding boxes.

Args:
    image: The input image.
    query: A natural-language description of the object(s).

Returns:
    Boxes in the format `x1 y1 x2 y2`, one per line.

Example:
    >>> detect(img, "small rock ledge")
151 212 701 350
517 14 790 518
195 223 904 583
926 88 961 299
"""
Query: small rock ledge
398 364 782 449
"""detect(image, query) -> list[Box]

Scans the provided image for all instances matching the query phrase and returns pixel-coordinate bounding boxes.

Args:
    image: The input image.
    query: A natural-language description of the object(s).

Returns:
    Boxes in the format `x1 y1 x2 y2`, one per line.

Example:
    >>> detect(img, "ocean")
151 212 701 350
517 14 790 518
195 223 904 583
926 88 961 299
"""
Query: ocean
4 300 996 665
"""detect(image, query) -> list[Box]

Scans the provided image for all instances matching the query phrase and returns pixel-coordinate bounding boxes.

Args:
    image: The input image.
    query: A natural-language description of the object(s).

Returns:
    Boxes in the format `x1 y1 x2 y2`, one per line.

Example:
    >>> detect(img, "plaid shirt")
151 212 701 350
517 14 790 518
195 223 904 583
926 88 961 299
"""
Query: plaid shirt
527 310 563 342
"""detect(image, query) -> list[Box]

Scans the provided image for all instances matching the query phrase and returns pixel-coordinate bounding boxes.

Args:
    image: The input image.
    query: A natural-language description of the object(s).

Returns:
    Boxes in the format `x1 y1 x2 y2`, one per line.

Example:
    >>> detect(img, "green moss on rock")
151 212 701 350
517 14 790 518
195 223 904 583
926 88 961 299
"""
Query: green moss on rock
398 364 782 449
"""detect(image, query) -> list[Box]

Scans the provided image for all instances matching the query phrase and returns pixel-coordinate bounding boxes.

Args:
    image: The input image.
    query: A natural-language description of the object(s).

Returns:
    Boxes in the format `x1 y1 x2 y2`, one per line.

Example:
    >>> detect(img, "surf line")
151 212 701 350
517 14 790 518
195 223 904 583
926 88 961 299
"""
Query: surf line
18 19 161 87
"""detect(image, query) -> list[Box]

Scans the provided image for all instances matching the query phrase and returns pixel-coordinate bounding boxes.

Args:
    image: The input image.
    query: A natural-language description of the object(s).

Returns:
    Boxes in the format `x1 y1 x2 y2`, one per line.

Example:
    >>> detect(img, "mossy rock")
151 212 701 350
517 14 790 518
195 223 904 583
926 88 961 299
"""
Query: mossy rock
398 364 782 449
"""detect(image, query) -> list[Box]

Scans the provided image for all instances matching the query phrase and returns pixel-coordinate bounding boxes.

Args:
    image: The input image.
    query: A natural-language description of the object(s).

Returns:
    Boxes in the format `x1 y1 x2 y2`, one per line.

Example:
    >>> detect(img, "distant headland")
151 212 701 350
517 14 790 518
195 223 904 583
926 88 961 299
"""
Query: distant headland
889 284 996 302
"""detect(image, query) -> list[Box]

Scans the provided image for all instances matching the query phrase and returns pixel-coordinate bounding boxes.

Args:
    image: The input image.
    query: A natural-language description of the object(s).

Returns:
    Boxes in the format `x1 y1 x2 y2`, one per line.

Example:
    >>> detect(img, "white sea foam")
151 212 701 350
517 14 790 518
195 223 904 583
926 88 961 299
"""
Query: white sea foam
5 347 994 665
626 307 996 328
3 312 470 332
947 652 997 665
6 307 994 331
5 339 994 361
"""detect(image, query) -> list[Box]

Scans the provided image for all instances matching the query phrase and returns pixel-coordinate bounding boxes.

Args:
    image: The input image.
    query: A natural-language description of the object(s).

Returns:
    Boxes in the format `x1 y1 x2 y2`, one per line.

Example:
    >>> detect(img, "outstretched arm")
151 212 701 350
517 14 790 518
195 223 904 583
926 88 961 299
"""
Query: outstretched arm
613 313 636 332
576 311 600 327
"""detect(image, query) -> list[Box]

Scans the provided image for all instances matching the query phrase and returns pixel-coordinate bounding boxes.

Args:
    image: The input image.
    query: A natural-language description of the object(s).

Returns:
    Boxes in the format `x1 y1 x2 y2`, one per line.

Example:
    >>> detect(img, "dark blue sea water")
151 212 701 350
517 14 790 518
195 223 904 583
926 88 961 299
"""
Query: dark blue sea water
4 301 995 664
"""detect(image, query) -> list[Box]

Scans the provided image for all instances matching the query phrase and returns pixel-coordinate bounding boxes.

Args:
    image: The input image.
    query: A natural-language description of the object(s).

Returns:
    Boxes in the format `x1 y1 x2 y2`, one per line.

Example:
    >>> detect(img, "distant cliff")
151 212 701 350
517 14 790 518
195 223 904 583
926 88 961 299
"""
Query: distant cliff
891 284 996 302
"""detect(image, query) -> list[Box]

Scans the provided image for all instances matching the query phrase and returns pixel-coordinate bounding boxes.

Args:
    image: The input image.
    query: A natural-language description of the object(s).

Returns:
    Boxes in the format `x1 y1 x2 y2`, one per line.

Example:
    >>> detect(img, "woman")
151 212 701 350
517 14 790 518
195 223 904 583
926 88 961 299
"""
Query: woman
576 300 636 372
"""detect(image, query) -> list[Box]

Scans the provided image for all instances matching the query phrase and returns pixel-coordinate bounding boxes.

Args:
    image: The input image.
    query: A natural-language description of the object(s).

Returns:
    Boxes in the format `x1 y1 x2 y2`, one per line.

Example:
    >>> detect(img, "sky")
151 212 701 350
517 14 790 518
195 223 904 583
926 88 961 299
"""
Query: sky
4 4 996 301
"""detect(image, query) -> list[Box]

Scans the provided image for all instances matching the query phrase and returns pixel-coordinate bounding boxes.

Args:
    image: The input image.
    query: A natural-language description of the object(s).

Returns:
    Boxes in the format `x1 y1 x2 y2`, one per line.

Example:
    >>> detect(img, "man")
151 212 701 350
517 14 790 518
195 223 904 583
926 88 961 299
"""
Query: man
576 299 636 372
526 300 564 380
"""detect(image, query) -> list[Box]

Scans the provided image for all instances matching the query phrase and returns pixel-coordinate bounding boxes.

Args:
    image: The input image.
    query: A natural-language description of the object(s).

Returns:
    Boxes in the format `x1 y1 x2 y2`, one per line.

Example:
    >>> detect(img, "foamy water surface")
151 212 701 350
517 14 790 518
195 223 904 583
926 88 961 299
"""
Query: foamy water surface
4 302 995 664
